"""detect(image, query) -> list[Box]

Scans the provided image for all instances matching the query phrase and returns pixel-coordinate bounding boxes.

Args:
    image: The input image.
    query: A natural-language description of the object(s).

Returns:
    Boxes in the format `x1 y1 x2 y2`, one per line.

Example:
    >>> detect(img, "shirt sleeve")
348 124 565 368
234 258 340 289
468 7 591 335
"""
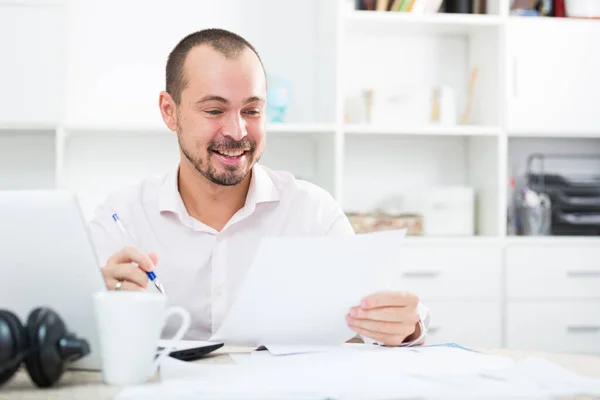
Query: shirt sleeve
325 213 356 237
87 203 123 269
398 302 430 346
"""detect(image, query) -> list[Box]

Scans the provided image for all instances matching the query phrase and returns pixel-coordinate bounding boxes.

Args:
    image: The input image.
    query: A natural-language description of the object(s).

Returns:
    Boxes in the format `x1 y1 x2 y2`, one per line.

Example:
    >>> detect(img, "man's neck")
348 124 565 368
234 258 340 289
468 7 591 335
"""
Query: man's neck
177 160 251 232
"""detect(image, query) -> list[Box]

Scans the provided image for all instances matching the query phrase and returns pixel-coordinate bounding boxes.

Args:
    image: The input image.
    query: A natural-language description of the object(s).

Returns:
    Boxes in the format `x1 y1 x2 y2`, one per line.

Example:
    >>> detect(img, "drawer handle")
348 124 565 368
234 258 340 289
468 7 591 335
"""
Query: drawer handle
567 270 600 278
567 325 600 333
402 271 441 279
427 326 441 334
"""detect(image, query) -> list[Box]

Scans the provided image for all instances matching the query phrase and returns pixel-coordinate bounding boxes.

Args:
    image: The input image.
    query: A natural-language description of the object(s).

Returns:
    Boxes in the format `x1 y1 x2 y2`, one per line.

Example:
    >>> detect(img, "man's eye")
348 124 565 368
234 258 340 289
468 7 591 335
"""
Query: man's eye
206 110 223 116
245 110 260 116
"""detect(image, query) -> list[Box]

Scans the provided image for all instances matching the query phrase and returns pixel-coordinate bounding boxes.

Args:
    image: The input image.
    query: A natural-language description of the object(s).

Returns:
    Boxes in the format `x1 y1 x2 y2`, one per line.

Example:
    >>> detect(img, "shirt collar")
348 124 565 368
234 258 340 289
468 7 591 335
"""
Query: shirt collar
158 163 280 221
244 163 281 207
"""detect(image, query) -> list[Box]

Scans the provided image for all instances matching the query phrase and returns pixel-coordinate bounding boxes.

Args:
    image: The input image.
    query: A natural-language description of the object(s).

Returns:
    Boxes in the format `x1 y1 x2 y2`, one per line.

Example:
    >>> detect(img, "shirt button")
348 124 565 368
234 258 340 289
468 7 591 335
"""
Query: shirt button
217 235 224 242
216 286 223 296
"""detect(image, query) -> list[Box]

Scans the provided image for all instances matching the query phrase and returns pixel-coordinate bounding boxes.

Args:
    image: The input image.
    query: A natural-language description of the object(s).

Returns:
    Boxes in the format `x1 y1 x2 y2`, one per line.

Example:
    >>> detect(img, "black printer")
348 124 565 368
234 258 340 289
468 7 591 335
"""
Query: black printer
524 153 600 236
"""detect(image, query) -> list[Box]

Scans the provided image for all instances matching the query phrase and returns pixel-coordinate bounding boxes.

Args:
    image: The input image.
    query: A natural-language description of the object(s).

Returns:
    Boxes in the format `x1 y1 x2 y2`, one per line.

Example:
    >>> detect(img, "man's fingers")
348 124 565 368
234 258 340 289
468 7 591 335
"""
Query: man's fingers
349 306 415 323
346 314 410 335
360 291 419 309
105 263 150 288
105 278 145 292
148 252 159 266
107 247 156 273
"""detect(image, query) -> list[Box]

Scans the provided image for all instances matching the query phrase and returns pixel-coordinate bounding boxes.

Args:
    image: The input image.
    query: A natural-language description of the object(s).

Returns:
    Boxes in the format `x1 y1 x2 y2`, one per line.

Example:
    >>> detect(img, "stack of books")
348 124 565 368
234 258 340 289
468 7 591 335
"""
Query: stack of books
356 0 443 12
356 0 488 14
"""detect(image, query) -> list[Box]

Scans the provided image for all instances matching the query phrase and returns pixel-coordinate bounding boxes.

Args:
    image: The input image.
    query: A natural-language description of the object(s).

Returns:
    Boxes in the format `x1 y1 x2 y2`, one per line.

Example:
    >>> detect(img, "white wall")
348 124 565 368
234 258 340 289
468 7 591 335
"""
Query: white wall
65 0 336 126
0 2 65 124
0 130 56 189
343 135 469 212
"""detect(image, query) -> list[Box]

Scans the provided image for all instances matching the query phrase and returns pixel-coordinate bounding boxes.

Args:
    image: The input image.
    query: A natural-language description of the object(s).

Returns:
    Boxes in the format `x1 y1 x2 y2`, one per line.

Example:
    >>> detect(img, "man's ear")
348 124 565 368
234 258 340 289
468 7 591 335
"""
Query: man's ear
159 91 178 132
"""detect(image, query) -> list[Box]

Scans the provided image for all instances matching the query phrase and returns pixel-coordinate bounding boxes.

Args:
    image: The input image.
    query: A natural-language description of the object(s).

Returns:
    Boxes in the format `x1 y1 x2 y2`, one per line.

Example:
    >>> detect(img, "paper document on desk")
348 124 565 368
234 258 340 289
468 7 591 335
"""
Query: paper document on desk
116 345 600 399
210 230 406 347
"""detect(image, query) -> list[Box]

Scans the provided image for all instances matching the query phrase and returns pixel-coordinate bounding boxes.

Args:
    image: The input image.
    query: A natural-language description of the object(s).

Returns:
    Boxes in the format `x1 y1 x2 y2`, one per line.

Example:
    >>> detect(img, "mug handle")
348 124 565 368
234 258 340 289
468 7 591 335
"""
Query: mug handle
152 306 191 370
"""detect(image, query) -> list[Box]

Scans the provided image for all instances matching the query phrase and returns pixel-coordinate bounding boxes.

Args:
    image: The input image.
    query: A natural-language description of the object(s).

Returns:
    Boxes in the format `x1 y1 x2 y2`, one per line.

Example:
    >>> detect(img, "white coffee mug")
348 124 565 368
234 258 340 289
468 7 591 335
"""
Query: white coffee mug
93 291 191 386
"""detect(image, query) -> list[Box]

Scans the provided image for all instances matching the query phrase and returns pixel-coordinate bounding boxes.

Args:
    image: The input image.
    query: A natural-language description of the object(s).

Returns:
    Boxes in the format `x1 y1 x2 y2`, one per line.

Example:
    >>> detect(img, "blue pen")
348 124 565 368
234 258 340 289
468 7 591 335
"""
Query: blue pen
112 213 165 295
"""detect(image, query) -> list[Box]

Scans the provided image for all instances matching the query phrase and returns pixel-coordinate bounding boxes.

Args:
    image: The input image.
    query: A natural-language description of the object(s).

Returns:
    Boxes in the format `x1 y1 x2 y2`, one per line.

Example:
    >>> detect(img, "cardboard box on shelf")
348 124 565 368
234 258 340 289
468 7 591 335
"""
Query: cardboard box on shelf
346 212 423 235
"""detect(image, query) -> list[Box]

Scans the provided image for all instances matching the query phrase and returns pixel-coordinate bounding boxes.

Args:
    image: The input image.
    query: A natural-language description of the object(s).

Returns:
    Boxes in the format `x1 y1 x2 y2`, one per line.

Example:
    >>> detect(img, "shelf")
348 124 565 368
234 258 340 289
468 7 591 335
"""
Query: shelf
344 124 501 137
62 123 335 138
509 15 600 26
508 130 600 139
63 123 170 137
0 122 57 131
0 0 63 6
402 236 501 245
397 236 600 246
505 236 600 246
345 10 503 36
267 123 336 134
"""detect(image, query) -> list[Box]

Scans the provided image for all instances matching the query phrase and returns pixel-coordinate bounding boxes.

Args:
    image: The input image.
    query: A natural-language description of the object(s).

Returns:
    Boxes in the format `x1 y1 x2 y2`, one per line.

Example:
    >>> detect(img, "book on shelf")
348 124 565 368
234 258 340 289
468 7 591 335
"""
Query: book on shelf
356 0 488 14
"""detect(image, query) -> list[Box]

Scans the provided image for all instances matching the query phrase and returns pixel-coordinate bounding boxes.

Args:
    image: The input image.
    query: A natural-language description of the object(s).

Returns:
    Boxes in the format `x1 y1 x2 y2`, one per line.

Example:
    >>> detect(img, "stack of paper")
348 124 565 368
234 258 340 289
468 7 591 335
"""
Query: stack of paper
116 345 600 399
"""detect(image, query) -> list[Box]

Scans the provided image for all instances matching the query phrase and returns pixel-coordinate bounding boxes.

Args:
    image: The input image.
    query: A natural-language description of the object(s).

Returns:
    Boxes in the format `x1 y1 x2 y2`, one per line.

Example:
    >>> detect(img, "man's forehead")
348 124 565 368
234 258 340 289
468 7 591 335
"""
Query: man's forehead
181 46 265 99
183 44 261 74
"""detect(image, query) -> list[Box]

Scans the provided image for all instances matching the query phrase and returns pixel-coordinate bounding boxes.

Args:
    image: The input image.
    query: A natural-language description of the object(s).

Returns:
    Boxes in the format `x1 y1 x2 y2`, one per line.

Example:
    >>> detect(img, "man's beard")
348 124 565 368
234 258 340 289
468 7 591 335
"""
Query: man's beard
177 132 258 187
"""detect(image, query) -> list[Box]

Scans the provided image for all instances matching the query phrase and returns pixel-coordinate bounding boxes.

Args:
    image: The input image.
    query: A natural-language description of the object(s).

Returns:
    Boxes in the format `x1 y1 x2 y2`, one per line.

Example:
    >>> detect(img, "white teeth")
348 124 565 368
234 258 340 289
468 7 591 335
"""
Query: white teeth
216 149 246 157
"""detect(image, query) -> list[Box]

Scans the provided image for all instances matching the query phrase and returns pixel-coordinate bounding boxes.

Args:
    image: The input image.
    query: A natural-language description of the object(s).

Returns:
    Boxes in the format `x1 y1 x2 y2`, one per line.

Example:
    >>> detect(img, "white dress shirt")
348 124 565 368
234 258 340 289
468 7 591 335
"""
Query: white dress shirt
88 163 429 345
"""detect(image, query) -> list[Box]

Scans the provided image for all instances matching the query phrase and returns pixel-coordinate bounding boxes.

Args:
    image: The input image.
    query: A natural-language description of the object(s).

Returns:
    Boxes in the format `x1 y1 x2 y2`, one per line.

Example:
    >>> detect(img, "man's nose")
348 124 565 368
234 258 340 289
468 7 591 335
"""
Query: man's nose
222 113 247 141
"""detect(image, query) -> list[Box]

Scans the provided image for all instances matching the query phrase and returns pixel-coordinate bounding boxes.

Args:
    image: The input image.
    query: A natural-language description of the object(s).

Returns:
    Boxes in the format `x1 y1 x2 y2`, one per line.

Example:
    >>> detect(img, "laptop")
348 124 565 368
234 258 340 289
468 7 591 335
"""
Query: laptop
0 191 106 370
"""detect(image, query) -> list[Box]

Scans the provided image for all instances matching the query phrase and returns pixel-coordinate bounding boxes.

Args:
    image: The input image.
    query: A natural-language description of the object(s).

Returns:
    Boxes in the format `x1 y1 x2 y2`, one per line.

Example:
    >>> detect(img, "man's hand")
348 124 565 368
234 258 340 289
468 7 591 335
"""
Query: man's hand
346 291 421 346
101 247 158 292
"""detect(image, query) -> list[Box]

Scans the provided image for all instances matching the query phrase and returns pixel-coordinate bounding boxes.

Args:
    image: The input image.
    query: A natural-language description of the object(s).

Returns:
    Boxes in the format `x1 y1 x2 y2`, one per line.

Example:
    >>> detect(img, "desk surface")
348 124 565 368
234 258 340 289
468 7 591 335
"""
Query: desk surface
2 348 600 400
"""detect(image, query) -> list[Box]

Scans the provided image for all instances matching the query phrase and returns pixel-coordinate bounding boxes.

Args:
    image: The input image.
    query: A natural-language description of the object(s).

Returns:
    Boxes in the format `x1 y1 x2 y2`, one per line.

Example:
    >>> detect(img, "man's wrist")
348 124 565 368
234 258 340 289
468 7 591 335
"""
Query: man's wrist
401 318 426 346
403 320 422 343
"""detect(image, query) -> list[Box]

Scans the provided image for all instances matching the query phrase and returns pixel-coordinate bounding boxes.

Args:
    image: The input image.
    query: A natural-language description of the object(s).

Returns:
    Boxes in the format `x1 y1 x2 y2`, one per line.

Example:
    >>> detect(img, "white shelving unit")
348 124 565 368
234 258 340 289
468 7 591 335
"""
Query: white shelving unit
3 0 600 353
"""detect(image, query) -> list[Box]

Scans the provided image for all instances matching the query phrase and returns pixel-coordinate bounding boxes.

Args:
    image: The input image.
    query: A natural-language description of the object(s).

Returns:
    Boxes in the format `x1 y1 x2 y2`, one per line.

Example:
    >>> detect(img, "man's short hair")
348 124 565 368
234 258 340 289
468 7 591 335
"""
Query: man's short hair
166 28 264 104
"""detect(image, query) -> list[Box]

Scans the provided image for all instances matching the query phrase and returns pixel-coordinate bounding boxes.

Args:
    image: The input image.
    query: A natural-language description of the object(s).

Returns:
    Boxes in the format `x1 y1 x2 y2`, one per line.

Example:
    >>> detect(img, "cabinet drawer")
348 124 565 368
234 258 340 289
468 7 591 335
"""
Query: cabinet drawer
507 245 600 299
423 301 501 349
507 301 600 355
388 243 502 300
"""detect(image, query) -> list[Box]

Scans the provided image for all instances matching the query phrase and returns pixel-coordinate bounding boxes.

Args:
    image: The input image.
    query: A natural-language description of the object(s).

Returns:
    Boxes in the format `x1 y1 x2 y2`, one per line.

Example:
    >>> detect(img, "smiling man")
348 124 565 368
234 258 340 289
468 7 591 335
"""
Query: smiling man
88 28 429 347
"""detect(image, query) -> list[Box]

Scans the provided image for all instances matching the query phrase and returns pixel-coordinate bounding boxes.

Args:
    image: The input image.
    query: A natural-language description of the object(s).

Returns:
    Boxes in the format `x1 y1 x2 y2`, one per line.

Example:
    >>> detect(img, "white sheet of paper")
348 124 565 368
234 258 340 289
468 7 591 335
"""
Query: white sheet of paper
262 345 337 356
121 349 450 400
479 357 600 397
116 344 600 400
209 230 406 346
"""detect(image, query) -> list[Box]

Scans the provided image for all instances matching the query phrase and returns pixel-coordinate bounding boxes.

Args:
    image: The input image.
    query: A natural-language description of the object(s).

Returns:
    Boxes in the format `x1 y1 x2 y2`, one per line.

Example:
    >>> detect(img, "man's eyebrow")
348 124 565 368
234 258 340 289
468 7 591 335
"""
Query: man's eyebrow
195 95 265 105
244 96 265 104
196 95 229 104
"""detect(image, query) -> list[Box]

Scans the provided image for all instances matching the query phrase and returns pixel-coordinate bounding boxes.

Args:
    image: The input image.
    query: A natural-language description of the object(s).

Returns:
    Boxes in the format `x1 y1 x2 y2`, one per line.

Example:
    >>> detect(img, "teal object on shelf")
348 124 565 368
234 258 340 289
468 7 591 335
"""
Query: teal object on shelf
266 74 292 123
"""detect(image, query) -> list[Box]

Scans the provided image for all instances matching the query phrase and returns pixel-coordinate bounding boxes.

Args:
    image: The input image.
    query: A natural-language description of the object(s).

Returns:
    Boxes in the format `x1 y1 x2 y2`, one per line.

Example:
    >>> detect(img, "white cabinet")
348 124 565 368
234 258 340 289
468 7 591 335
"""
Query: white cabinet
393 243 502 349
507 301 600 355
506 244 600 355
0 3 65 125
507 18 600 134
424 301 502 349
507 245 600 300
394 243 502 301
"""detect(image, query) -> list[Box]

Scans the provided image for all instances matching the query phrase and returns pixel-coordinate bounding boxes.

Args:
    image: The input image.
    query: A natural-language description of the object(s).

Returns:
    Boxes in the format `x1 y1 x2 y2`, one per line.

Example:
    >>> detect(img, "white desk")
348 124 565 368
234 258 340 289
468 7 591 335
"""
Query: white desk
2 347 600 400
